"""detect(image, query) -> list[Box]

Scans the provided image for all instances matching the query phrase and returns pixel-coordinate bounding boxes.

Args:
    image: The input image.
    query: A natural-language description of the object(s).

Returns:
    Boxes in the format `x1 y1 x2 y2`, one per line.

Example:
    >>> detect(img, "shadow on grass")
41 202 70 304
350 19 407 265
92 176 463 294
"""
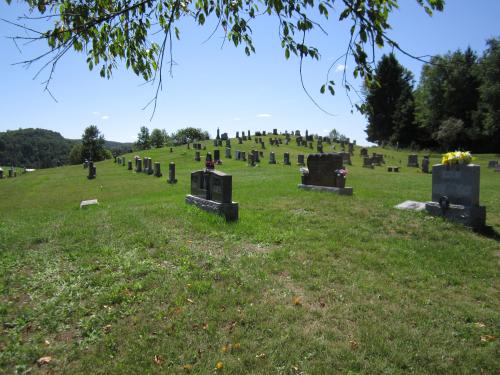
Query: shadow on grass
474 225 500 242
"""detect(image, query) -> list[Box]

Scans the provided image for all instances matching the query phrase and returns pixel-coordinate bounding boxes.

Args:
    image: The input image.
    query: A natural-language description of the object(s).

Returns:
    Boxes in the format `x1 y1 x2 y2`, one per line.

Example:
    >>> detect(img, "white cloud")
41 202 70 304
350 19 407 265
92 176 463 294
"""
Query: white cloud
92 111 100 115
335 64 346 72
101 115 110 120
256 113 272 118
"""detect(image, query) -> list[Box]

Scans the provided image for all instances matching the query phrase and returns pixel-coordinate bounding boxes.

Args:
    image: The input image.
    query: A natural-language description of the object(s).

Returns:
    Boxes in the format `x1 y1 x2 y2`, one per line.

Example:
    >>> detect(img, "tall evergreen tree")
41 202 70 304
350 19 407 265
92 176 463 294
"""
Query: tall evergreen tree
362 54 416 147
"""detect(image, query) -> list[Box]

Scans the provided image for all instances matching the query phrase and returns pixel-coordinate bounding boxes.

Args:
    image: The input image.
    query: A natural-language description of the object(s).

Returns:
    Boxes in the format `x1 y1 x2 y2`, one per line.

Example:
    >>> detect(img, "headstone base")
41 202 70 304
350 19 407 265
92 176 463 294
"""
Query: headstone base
425 202 486 228
298 184 353 196
185 195 238 221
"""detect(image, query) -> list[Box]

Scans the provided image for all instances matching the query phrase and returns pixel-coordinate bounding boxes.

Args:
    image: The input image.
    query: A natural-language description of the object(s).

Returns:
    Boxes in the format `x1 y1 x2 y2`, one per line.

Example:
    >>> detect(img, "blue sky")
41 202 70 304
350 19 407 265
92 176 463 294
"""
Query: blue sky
0 0 499 145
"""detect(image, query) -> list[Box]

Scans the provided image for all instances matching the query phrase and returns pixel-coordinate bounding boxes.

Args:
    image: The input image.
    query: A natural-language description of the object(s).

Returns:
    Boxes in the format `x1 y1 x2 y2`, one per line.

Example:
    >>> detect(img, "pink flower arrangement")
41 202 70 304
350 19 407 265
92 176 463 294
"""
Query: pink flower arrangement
335 168 348 177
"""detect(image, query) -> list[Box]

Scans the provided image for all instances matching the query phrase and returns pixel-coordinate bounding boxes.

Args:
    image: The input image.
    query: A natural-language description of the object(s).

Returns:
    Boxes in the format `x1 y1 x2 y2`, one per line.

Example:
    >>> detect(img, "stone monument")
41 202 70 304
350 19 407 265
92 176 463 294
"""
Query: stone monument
298 153 352 195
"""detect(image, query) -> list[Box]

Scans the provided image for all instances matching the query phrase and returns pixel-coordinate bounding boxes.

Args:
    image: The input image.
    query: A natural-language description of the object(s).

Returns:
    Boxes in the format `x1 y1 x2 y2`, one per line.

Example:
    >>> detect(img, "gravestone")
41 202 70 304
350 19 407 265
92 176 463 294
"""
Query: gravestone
360 148 368 157
407 154 419 167
147 158 154 175
242 133 247 141
273 128 278 135
252 149 260 163
236 132 239 138
154 162 162 177
298 153 353 195
269 152 276 164
235 150 241 160
317 144 323 153
226 139 231 148
170 147 173 153
248 153 255 167
297 154 305 166
214 149 221 164
186 170 238 221
238 137 243 144
87 162 96 179
422 157 430 173
128 160 132 170
0 169 3 179
136 158 142 173
240 151 246 161
247 130 251 140
338 152 352 165
167 162 177 184
363 157 374 169
8 168 14 178
221 132 228 141
261 142 266 149
425 163 486 227
83 159 89 168
284 152 291 165
225 147 232 159
195 151 201 161
487 160 498 168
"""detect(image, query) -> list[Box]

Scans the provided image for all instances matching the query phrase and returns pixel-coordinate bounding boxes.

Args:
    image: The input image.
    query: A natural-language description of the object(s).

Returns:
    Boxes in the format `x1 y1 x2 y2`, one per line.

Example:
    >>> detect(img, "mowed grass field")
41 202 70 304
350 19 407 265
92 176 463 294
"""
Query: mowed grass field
0 138 499 374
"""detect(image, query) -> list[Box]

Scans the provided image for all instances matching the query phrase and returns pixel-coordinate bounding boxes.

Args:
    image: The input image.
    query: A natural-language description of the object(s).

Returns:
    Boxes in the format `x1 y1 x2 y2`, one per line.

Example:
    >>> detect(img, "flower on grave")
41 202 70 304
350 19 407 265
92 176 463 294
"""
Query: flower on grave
335 168 348 177
441 151 473 166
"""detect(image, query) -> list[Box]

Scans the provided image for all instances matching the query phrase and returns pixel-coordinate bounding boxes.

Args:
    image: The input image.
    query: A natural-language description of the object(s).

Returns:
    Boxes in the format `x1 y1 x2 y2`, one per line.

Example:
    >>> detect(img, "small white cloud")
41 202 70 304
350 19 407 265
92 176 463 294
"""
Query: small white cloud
101 115 110 120
92 111 100 115
256 113 272 118
335 64 346 72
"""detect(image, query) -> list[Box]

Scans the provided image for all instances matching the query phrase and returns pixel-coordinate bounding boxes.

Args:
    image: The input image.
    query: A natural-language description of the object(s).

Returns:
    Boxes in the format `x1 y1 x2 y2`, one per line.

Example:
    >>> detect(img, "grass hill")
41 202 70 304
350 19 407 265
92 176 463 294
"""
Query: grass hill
0 137 498 373
0 128 133 169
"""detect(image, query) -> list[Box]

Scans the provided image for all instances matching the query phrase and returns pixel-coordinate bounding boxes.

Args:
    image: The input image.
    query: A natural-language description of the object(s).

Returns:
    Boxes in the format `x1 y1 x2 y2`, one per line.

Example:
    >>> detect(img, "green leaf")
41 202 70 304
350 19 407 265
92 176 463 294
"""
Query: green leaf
320 84 326 94
285 48 290 59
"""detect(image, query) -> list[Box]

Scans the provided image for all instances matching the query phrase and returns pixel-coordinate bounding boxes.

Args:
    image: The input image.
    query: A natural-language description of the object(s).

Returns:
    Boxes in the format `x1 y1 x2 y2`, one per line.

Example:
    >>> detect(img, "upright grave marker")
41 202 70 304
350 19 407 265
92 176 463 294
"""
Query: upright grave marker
186 170 238 221
425 163 486 227
167 162 177 184
298 153 352 195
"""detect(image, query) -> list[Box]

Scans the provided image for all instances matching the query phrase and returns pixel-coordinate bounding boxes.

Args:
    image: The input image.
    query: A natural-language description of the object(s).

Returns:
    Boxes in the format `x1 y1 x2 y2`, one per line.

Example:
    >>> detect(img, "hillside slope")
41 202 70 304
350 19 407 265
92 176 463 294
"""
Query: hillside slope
0 137 498 374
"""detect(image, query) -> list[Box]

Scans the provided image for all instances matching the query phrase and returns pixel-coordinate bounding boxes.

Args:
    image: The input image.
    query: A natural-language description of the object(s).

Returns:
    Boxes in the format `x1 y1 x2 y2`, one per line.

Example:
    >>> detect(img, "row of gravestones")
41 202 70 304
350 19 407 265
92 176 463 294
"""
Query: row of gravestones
186 152 353 221
0 167 18 179
193 149 345 167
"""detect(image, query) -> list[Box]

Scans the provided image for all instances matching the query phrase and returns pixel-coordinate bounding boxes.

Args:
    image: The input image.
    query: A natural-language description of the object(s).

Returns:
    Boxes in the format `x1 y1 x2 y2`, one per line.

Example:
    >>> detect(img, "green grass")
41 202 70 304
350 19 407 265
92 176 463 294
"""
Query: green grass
1 139 499 374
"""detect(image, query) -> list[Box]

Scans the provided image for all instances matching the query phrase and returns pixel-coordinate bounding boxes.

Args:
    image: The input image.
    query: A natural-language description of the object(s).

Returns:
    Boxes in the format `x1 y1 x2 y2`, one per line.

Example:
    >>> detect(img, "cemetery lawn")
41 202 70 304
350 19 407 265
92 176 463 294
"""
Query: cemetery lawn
1 141 499 374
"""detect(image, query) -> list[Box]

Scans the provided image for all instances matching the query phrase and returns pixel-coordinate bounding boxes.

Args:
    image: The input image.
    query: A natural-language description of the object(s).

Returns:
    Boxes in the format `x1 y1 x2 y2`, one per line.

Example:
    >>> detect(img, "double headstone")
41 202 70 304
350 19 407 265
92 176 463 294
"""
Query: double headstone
186 170 238 221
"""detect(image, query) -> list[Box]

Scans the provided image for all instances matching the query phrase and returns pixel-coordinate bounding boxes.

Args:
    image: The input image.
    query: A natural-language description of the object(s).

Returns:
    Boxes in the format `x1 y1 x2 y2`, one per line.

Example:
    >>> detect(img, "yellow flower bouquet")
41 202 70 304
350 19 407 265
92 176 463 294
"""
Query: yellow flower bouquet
441 151 473 166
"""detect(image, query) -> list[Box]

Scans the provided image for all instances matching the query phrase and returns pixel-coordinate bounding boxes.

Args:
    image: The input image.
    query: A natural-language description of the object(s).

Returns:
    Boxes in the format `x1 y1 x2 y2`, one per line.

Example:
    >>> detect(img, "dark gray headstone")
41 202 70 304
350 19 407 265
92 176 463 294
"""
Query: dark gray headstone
167 162 177 184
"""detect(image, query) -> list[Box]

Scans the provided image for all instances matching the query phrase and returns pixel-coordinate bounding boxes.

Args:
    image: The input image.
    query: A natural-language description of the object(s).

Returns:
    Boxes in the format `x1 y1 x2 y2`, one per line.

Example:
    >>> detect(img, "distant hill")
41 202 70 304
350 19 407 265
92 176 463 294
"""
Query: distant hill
0 128 133 169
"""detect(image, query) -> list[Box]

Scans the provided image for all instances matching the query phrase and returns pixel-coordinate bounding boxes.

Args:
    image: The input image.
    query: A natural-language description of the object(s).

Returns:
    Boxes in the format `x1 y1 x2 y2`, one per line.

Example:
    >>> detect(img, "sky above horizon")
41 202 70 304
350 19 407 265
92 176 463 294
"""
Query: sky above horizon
0 1 499 145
